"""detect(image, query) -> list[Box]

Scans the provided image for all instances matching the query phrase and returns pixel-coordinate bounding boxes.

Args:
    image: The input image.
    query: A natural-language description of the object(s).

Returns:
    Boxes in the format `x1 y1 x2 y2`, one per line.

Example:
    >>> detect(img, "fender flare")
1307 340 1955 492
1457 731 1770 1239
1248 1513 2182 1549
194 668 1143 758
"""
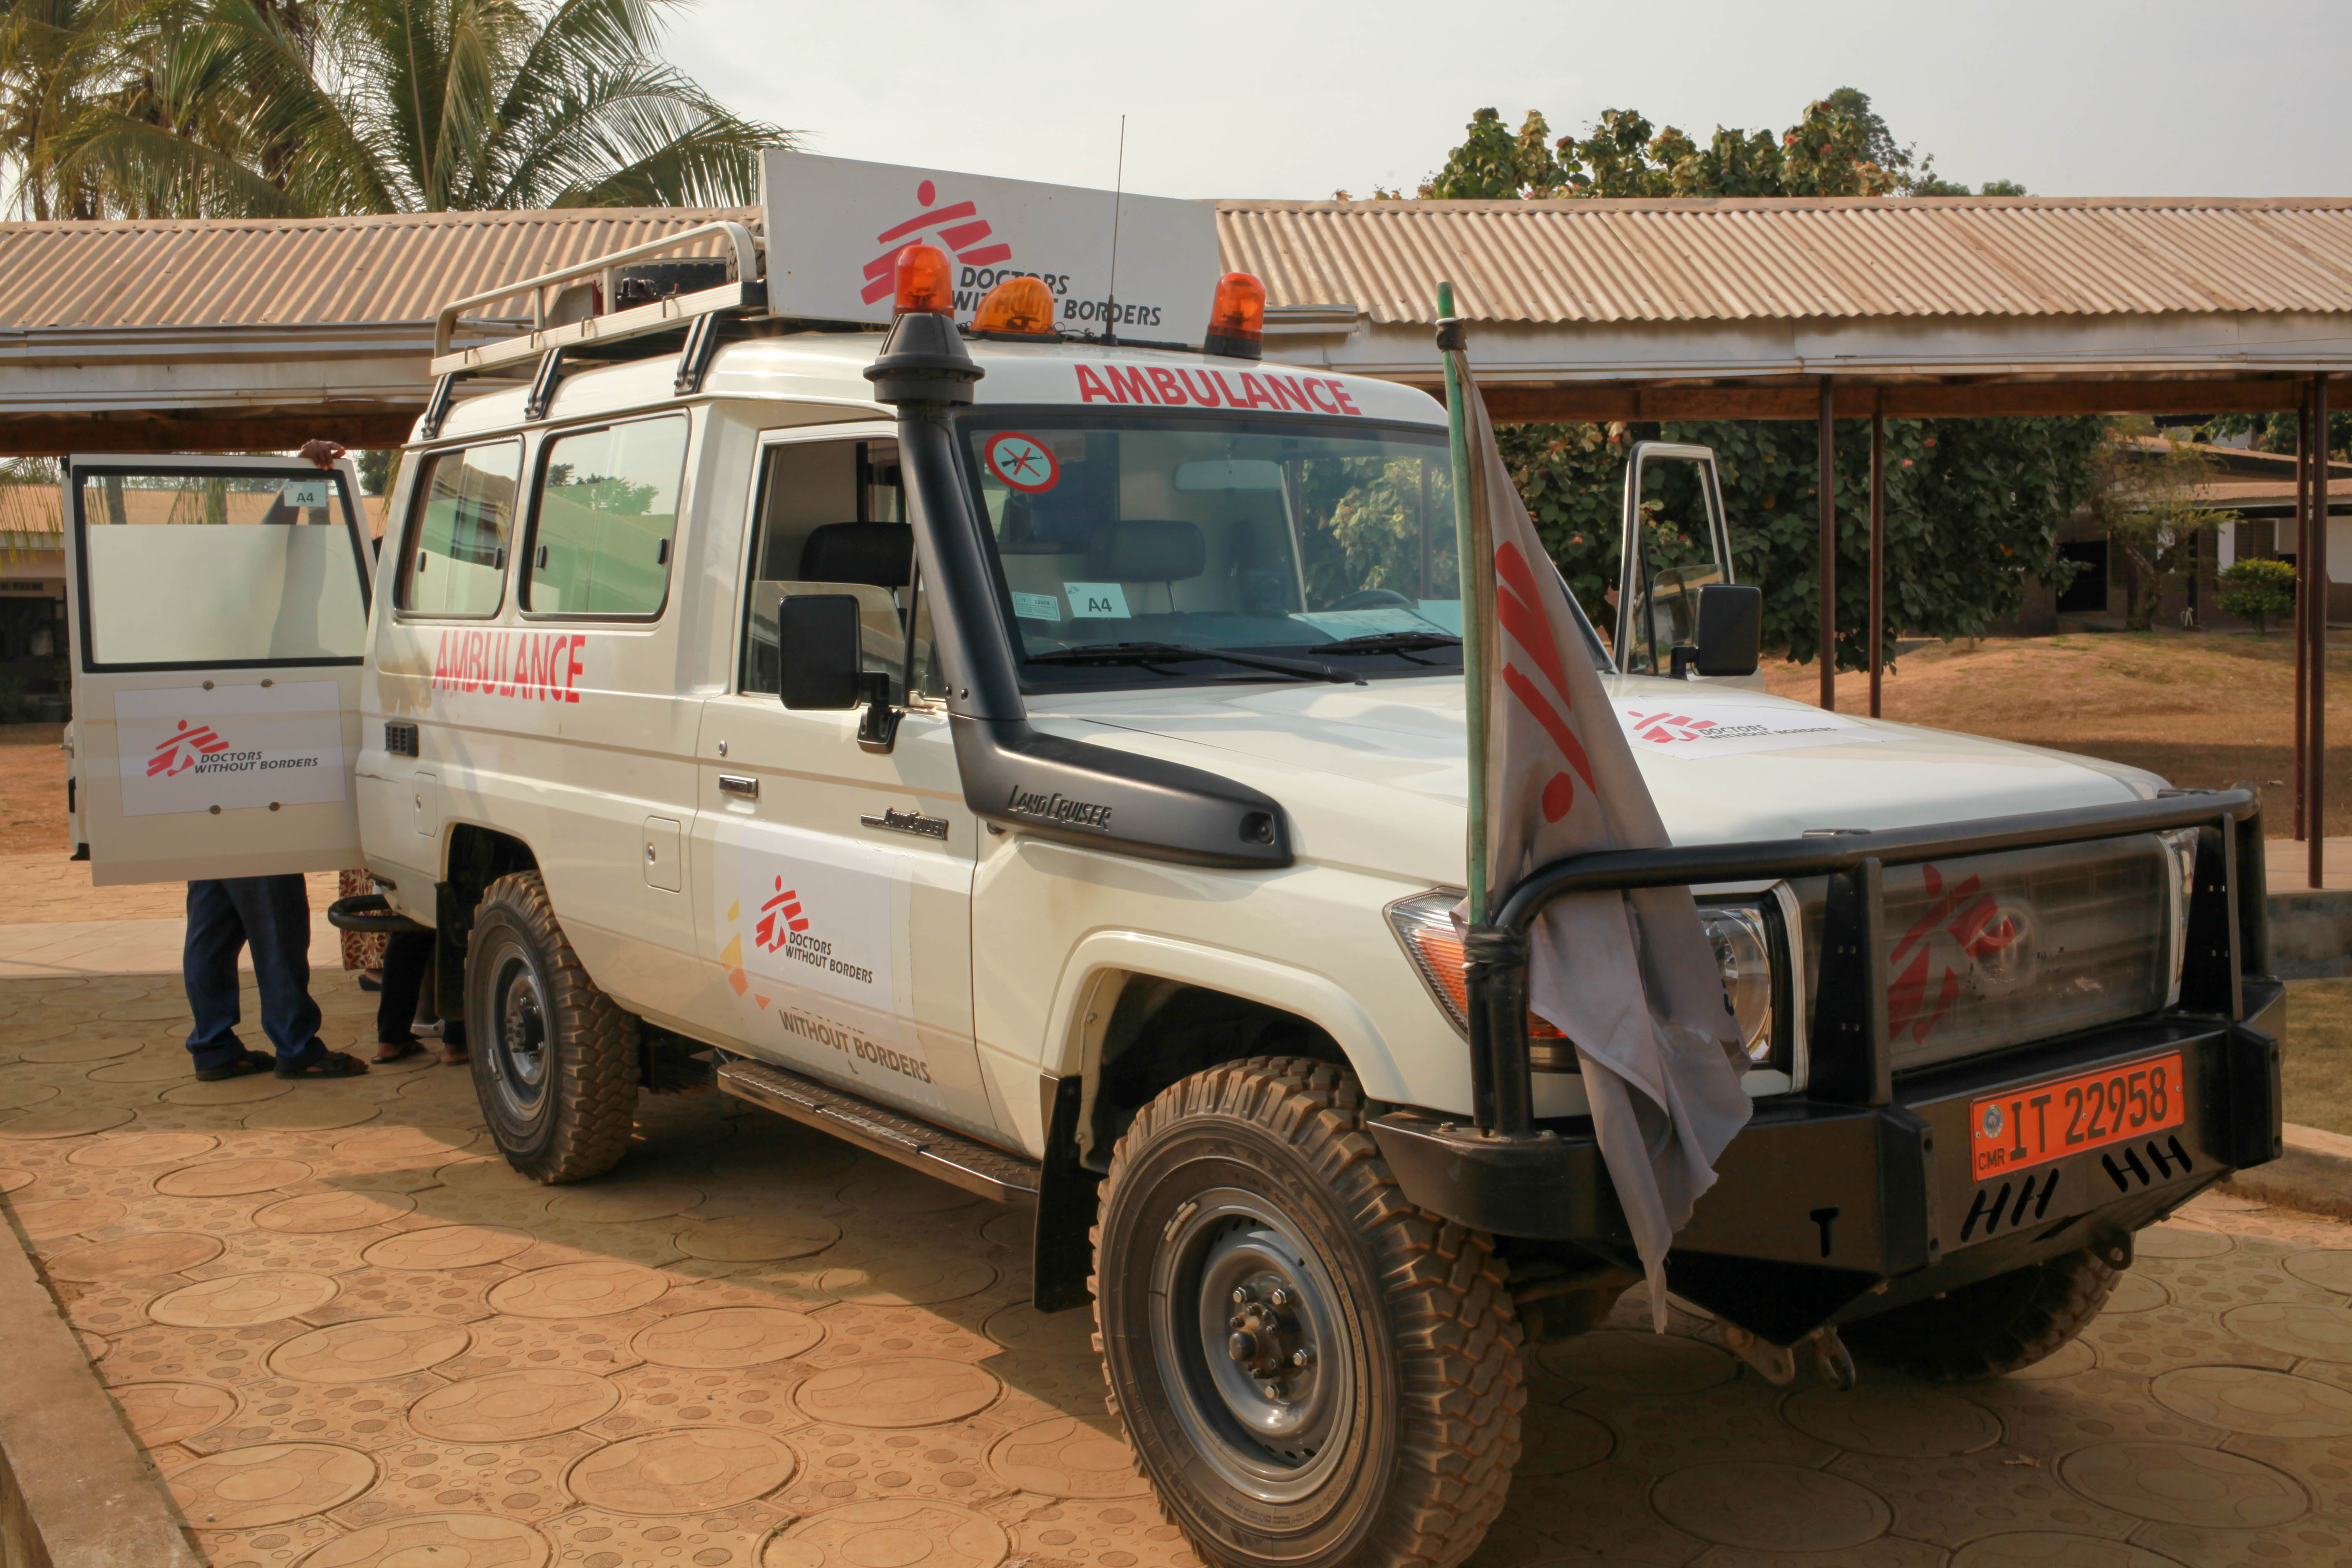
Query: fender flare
1038 931 1411 1106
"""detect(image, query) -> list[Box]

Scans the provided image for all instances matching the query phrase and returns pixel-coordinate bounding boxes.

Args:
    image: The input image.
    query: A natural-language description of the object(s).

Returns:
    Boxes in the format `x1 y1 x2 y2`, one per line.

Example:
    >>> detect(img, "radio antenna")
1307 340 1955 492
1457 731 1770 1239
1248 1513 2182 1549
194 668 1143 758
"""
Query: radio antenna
1104 114 1126 346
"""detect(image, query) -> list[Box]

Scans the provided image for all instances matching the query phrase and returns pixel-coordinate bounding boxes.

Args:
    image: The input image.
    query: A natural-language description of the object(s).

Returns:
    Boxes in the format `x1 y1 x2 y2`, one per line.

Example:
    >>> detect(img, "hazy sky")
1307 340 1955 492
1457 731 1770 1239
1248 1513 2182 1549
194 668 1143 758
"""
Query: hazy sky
672 0 2352 203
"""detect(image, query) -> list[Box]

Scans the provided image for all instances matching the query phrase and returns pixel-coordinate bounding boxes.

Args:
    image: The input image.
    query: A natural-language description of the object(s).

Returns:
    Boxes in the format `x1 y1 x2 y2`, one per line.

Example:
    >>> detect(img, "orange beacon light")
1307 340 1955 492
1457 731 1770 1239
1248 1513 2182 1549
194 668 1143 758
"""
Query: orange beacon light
972 275 1060 339
1202 272 1265 360
892 244 954 317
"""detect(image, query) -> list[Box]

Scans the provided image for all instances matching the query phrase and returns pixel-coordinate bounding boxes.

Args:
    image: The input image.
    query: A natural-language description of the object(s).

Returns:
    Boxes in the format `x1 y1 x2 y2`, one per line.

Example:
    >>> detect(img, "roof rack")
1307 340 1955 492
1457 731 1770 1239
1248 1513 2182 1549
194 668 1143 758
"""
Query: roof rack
429 219 763 369
421 220 771 438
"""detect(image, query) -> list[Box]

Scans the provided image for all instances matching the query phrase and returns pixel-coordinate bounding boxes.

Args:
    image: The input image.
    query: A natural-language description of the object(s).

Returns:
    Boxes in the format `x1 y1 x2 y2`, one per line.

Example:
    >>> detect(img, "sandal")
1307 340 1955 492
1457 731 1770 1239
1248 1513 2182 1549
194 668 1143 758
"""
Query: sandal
194 1049 273 1082
276 1050 371 1080
373 1038 425 1065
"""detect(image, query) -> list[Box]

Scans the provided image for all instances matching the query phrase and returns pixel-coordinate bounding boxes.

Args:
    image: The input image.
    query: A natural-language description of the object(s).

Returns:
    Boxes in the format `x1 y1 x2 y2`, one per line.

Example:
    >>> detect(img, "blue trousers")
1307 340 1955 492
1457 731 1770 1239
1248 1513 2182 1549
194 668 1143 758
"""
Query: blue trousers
183 876 324 1072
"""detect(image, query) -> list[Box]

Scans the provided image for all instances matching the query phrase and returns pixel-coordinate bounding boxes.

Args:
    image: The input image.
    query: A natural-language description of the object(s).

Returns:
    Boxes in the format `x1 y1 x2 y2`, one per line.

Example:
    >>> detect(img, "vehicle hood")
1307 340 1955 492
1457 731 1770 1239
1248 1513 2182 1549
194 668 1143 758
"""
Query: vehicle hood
1025 674 2164 885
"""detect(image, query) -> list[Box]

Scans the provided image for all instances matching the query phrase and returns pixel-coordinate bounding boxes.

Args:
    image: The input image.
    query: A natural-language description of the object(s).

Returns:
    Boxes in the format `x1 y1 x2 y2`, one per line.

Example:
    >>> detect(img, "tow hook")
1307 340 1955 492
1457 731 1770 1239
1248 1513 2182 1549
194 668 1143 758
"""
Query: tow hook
1723 1323 1859 1390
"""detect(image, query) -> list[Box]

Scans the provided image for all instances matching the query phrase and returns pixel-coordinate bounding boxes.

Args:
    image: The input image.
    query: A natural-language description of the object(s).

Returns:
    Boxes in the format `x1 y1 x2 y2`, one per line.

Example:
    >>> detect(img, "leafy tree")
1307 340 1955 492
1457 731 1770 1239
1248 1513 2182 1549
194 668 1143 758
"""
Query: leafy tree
1412 90 2082 669
1421 106 1564 199
2197 408 2352 459
2216 557 2295 635
0 0 141 217
7 0 789 218
2080 421 2226 631
1498 415 2100 669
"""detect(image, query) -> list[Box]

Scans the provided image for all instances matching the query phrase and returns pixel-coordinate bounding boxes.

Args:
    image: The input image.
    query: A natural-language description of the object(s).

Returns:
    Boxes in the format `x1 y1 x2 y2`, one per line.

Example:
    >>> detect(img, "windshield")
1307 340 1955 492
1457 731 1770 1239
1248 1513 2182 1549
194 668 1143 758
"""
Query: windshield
961 410 1497 687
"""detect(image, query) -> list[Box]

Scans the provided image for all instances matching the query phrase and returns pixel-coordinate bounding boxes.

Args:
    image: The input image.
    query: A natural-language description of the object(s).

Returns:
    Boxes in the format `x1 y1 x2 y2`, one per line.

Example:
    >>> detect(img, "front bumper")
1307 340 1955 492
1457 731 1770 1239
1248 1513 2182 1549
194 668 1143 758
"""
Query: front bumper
1372 981 2282 1344
1380 788 2282 1347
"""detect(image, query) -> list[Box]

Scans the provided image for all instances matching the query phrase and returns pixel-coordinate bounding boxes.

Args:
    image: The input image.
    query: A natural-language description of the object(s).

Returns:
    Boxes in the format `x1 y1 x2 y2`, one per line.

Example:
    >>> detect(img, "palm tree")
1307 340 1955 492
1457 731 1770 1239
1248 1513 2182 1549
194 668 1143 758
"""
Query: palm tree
8 0 787 218
0 0 141 217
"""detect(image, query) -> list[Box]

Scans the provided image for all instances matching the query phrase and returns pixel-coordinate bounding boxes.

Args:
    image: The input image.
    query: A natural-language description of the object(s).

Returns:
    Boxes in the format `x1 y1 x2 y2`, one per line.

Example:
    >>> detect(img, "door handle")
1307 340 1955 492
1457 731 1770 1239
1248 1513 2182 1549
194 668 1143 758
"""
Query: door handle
718 774 758 800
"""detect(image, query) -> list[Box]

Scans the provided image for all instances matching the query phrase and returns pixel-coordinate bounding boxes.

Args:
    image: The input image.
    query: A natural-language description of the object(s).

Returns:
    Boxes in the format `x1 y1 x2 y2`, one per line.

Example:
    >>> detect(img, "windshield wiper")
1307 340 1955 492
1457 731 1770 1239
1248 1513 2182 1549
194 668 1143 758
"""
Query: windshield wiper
1314 631 1463 655
1026 642 1364 685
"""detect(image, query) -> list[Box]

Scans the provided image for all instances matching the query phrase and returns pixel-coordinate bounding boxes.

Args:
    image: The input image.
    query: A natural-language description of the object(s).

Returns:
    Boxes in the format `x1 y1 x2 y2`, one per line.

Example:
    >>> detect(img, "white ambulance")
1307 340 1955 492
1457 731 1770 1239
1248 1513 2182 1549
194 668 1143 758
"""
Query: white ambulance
59 163 2282 1568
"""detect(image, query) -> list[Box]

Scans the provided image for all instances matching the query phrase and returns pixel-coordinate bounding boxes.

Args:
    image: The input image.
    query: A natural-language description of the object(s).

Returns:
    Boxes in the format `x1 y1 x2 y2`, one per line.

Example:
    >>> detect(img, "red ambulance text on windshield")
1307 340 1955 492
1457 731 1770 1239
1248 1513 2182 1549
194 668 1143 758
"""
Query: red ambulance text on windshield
1073 365 1362 415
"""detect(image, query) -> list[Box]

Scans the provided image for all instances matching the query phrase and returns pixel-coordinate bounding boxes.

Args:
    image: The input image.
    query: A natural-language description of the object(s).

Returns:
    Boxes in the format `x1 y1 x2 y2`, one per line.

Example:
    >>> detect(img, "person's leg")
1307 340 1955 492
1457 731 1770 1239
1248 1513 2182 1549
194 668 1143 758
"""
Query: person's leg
223 875 327 1071
181 880 257 1075
376 930 431 1060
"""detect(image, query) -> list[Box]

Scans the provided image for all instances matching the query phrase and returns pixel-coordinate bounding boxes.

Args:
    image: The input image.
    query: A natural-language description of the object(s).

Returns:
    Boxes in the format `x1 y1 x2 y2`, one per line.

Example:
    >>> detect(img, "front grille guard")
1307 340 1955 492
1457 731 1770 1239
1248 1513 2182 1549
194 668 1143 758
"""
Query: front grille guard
1461 787 2267 1135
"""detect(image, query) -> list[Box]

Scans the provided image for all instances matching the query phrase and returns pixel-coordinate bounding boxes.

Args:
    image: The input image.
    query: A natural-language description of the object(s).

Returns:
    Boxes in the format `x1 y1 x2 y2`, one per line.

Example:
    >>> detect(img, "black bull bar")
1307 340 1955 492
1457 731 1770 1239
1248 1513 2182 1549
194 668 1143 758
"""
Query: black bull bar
1367 788 2286 1346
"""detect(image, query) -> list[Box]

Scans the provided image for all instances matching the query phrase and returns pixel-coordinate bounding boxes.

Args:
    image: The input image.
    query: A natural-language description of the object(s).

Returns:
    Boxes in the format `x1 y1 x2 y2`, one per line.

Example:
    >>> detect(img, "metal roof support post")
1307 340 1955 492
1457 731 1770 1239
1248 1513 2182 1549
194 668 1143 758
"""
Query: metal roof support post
2312 372 2331 891
1869 397 1885 719
2297 395 2311 841
1819 379 1836 711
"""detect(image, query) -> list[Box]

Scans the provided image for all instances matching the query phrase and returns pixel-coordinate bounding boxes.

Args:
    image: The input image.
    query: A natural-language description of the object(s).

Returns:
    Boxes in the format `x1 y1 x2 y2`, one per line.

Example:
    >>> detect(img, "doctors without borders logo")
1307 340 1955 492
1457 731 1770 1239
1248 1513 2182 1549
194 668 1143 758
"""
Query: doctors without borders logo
1887 862 2026 1047
753 877 810 953
861 178 1015 307
146 717 322 779
147 719 230 777
751 875 875 988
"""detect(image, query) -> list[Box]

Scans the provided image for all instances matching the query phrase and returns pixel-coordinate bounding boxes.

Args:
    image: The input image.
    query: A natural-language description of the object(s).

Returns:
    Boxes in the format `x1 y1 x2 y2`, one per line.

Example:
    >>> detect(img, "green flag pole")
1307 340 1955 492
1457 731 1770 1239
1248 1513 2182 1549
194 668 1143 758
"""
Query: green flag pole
1439 281 1489 924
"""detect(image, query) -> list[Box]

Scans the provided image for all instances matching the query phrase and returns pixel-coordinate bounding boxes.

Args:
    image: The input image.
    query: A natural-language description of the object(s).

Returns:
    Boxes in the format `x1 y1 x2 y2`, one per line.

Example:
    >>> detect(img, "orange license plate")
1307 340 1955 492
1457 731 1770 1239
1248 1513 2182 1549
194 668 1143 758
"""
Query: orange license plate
1969 1053 2187 1181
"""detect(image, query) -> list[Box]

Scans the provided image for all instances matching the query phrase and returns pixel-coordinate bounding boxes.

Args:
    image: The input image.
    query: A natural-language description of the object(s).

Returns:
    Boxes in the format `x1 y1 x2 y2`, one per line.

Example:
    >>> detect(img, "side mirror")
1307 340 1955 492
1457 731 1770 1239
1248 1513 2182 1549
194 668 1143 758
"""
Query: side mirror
1693 584 1762 678
779 595 864 710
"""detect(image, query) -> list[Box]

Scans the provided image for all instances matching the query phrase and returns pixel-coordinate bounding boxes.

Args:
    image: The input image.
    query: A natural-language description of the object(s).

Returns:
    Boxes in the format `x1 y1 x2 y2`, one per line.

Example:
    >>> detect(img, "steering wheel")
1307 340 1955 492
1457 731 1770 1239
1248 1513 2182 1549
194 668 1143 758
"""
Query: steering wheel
1329 589 1415 611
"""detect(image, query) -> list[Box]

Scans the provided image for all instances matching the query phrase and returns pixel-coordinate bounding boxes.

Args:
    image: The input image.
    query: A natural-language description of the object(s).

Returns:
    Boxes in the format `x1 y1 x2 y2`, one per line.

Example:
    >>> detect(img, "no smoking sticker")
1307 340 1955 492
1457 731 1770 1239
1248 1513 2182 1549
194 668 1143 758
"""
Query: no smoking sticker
985 432 1059 493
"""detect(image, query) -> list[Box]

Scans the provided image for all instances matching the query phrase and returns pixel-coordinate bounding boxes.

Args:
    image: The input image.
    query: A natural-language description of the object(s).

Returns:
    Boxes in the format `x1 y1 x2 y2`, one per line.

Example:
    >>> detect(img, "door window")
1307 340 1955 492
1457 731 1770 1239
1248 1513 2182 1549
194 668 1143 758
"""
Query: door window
398 442 521 617
739 438 941 699
75 467 369 669
525 415 689 617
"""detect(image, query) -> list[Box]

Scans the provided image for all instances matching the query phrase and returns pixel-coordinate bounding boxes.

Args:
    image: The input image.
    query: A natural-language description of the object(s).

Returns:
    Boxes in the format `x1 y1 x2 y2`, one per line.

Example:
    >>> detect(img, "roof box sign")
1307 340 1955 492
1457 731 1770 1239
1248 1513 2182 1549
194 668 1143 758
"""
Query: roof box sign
761 150 1218 333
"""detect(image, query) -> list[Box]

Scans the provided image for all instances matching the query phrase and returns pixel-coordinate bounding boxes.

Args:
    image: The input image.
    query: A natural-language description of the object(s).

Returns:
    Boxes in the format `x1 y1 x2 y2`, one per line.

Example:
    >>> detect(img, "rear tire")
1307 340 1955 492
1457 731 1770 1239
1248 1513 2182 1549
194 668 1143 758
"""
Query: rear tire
1092 1056 1522 1568
465 871 636 1183
1843 1246 2118 1381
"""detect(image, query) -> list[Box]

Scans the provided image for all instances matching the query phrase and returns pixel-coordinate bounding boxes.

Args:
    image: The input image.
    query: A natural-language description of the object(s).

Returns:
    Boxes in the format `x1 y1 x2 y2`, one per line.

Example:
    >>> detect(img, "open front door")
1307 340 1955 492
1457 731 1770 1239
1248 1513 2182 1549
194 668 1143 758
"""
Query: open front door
62 455 372 885
1612 441 1738 676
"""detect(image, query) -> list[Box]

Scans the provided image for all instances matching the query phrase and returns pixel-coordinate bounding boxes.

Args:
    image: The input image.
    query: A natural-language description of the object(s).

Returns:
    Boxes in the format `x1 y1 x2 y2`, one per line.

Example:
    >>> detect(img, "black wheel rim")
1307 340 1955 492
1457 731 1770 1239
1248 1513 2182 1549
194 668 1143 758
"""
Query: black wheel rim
482 936 550 1123
1148 1186 1352 1503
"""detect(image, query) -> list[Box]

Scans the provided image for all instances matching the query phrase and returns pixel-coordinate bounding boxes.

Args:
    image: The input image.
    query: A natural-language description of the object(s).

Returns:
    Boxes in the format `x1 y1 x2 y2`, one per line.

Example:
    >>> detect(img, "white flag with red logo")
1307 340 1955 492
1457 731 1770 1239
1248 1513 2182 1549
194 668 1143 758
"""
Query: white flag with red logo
1453 348 1754 1330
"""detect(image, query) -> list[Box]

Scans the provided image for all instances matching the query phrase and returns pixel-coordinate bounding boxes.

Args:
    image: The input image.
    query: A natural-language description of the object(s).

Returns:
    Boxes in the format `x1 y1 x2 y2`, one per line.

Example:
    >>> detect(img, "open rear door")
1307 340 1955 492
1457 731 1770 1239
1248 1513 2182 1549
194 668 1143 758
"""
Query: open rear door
62 455 372 885
1612 441 1739 676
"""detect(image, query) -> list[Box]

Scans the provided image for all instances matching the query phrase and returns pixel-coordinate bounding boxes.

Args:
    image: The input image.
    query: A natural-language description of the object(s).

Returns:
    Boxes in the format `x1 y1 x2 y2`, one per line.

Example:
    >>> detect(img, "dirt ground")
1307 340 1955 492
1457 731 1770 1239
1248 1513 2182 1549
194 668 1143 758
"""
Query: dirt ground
1764 628 2352 837
0 722 64 855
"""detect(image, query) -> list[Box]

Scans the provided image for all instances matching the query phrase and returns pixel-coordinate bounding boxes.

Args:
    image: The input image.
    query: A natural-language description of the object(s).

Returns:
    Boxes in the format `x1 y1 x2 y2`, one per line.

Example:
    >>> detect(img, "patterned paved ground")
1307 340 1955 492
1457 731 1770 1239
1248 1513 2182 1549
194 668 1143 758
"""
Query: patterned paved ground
5 970 2352 1568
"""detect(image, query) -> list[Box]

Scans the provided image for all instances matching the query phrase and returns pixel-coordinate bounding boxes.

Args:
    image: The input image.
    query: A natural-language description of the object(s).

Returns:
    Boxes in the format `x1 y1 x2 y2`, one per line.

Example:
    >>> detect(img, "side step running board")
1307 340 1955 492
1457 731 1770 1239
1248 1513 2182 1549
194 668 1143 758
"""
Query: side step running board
715 1054 1040 1204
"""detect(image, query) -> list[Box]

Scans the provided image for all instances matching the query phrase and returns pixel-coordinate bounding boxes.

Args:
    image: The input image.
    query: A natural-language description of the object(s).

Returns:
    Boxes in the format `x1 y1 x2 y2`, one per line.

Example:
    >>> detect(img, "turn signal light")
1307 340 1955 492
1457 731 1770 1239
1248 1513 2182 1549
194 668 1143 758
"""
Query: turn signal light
1203 271 1265 360
972 275 1059 339
892 244 954 317
1385 892 1566 1043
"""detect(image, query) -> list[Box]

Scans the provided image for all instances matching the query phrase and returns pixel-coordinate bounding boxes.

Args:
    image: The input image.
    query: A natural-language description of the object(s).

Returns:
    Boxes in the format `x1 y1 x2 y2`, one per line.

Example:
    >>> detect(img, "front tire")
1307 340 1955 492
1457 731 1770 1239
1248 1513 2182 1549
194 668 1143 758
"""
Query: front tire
1842 1246 2119 1381
465 872 637 1183
1092 1057 1522 1568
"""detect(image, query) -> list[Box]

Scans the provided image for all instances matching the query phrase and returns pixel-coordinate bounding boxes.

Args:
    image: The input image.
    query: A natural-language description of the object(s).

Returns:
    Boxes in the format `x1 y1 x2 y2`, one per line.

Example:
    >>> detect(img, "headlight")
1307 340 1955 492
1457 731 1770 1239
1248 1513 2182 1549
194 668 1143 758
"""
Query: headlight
1697 902 1775 1064
2158 826 2200 1007
1386 888 1789 1074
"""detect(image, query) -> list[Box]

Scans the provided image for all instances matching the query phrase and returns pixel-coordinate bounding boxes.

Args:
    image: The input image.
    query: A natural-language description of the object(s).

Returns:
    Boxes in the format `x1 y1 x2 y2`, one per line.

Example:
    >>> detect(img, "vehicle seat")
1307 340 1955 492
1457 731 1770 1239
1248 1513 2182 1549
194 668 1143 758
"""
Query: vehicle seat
1086 520 1205 584
800 521 913 588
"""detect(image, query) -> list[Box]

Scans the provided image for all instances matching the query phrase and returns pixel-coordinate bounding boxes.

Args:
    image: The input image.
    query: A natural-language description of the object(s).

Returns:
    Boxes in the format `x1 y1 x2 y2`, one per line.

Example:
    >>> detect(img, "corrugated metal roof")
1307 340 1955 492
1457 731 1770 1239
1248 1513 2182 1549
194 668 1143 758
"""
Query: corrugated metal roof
18 196 2352 339
0 207 751 331
1217 198 2352 326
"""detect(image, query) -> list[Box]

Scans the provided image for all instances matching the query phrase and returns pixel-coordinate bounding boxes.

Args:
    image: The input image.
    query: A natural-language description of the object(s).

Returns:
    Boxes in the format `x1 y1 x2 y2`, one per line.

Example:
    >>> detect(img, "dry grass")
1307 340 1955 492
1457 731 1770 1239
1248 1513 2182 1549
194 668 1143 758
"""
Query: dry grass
1765 629 2352 836
2283 980 2352 1137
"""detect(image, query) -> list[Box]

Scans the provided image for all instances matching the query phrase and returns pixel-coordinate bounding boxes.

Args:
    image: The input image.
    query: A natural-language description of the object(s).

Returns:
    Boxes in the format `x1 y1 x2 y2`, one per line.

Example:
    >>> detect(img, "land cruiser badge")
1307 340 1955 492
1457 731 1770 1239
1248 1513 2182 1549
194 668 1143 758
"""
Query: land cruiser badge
1006 786 1113 831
